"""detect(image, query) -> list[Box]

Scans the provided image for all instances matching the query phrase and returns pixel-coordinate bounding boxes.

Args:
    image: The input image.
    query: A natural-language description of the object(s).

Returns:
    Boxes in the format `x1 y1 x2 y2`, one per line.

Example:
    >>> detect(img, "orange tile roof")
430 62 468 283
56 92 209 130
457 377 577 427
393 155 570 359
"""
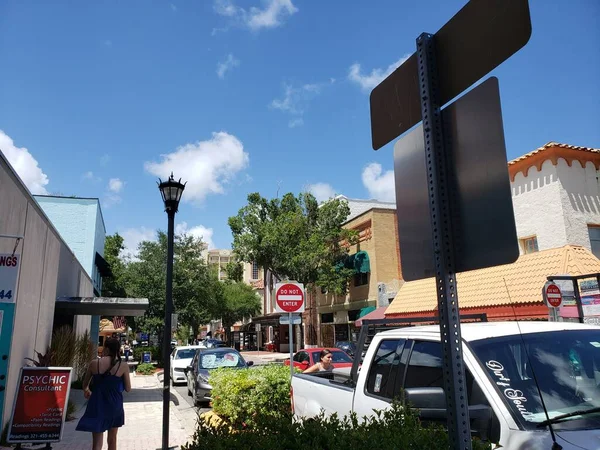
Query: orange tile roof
386 245 600 315
508 142 600 165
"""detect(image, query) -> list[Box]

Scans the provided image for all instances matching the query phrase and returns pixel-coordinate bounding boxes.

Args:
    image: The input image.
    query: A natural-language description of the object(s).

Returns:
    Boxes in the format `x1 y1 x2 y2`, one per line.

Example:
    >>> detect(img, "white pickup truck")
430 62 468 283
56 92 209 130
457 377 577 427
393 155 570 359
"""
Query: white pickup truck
291 321 600 450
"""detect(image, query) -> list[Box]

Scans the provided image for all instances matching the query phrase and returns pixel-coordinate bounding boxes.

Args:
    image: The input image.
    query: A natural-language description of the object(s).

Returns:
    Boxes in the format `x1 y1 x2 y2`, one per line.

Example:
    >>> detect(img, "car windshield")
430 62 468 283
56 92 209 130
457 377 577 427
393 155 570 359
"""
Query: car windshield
198 350 246 369
470 329 600 431
175 349 196 360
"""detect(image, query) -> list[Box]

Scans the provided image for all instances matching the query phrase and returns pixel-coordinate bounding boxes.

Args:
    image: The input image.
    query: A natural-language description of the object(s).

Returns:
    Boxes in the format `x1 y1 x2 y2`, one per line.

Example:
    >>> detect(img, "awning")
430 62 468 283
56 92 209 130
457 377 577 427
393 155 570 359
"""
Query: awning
358 306 376 318
250 313 282 326
95 252 113 277
337 251 371 274
355 306 387 327
55 297 148 316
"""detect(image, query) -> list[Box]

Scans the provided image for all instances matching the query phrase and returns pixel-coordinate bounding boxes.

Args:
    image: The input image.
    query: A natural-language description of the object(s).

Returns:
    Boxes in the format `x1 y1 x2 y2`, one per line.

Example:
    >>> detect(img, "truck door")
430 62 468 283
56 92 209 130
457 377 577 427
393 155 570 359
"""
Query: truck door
403 340 501 443
353 338 408 418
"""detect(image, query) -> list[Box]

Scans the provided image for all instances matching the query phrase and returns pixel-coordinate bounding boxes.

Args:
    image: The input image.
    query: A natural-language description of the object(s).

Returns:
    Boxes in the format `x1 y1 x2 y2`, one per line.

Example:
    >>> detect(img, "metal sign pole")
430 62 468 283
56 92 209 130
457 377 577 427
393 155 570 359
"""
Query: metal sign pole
416 32 472 449
288 313 294 380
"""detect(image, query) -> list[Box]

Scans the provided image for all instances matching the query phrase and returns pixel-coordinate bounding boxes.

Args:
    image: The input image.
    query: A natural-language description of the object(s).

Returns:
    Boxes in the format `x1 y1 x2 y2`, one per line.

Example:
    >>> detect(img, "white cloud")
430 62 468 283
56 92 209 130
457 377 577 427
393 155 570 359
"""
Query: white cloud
82 171 101 182
108 178 124 193
170 3 177 12
144 131 249 205
348 54 411 92
214 0 298 31
270 82 327 126
361 163 395 202
100 154 110 166
216 54 240 79
175 222 215 249
104 40 112 47
288 118 303 128
0 130 49 194
102 194 122 209
119 227 156 260
306 182 336 203
247 0 298 30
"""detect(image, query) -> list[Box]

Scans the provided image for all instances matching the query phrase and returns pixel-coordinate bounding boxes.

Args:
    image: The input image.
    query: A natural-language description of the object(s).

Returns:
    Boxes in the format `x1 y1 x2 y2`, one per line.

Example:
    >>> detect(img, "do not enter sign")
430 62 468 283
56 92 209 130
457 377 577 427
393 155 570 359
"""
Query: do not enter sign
544 283 562 308
275 282 305 313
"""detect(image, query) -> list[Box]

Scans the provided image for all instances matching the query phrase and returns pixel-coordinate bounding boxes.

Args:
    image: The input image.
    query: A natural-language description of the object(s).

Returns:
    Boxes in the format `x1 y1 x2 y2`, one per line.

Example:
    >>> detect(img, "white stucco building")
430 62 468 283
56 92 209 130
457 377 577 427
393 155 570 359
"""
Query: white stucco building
510 142 600 258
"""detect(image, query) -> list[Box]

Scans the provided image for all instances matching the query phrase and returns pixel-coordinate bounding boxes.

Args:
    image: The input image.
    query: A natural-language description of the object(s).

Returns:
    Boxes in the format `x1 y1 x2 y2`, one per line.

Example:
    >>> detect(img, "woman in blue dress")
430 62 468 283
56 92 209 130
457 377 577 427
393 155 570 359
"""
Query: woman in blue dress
77 337 131 450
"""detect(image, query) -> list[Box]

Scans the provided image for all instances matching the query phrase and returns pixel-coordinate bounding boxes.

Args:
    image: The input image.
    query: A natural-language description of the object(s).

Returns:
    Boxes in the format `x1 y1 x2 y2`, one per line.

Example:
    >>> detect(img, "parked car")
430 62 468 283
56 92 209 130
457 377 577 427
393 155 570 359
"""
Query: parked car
185 347 253 406
292 321 600 449
202 338 227 349
284 348 353 372
170 345 204 385
335 341 357 358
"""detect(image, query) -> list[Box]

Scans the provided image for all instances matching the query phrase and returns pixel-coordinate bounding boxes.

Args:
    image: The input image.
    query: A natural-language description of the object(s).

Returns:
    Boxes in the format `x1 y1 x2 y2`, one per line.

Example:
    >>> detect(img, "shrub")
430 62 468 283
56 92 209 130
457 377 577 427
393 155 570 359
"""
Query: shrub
136 363 156 375
182 401 491 450
74 330 94 382
133 346 162 366
24 347 53 367
51 325 76 367
210 364 293 428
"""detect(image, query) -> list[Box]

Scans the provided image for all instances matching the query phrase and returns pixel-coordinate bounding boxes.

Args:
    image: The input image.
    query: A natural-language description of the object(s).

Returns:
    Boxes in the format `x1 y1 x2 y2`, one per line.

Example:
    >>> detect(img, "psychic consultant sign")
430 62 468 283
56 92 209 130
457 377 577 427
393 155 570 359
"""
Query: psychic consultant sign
7 367 72 444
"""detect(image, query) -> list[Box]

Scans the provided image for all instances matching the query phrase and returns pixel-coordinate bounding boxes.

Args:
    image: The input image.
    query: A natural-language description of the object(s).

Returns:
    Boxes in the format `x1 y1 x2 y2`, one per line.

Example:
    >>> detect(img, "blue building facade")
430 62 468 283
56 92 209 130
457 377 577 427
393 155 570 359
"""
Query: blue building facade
33 196 109 345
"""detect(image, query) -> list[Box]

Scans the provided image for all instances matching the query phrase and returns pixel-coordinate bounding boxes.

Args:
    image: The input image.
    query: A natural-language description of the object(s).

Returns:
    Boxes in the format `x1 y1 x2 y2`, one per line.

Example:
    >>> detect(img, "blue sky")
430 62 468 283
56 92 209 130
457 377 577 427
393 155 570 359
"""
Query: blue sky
1 0 599 254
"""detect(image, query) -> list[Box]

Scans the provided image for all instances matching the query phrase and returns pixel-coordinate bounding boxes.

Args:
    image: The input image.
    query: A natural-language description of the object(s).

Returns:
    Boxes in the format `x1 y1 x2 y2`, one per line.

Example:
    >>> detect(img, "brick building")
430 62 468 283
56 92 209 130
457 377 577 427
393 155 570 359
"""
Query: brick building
312 197 402 347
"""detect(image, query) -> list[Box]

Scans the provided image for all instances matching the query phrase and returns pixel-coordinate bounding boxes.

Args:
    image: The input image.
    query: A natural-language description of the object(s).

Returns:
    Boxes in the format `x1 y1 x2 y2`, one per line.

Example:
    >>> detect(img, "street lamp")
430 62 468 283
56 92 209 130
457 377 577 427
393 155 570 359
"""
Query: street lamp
158 173 185 450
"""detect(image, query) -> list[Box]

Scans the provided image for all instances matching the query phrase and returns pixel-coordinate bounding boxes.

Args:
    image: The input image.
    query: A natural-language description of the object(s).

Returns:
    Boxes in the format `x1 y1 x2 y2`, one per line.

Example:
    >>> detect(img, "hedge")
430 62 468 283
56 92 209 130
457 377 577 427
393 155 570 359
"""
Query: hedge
209 364 293 428
182 401 491 450
132 346 163 367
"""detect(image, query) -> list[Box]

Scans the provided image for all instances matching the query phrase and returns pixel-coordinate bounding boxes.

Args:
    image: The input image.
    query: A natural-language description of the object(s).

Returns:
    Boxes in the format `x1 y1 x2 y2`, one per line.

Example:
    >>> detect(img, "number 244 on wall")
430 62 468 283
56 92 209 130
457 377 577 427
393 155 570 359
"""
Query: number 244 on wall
0 290 13 300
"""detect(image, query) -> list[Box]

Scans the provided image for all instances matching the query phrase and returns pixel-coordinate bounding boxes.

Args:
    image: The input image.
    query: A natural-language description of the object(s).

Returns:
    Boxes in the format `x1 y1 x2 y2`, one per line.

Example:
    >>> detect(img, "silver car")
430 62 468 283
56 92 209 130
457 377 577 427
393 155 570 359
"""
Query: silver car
184 347 253 406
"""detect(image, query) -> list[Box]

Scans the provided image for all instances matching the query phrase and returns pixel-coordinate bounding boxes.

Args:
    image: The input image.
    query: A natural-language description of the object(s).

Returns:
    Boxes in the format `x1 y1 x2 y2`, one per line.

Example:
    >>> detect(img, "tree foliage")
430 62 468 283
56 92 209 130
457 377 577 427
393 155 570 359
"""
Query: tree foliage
123 231 221 339
102 233 128 297
225 261 244 283
220 281 261 333
228 192 357 294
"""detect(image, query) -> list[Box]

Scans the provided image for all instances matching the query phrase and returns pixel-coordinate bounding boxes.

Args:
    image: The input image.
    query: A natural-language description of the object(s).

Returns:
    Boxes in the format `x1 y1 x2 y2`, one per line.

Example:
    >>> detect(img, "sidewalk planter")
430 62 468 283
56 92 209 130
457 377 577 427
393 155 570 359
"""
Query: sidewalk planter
182 402 491 450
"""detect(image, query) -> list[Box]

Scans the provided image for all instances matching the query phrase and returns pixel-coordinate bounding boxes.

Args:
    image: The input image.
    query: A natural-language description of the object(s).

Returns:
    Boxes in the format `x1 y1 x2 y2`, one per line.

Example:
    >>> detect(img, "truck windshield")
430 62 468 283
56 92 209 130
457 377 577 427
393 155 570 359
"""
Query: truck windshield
470 329 600 431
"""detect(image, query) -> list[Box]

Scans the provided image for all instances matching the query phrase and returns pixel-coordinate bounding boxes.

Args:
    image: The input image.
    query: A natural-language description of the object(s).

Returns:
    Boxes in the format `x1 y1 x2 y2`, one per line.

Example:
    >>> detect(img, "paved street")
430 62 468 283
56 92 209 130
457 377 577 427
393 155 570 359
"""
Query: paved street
172 381 212 413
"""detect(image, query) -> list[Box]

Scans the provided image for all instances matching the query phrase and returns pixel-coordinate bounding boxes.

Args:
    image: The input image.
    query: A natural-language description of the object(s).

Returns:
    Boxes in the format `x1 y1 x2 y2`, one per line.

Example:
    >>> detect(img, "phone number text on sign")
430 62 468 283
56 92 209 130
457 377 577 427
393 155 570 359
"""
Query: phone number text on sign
0 254 20 304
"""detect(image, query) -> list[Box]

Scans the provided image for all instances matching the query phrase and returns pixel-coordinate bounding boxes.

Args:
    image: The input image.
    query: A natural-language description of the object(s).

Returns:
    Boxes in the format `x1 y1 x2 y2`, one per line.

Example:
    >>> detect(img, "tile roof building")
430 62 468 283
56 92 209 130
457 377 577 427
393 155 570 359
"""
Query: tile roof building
386 245 600 320
387 142 600 320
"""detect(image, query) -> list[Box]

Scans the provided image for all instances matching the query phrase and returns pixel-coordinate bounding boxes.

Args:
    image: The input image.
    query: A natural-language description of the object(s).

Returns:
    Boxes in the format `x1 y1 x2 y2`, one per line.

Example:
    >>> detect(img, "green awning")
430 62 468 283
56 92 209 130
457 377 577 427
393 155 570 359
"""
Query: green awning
351 251 370 273
335 251 371 274
358 306 376 318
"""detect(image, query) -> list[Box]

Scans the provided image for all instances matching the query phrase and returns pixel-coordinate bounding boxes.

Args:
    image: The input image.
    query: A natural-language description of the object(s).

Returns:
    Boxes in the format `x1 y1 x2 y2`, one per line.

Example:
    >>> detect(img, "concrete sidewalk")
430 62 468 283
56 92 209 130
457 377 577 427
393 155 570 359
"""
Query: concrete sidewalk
2 372 200 450
240 350 290 365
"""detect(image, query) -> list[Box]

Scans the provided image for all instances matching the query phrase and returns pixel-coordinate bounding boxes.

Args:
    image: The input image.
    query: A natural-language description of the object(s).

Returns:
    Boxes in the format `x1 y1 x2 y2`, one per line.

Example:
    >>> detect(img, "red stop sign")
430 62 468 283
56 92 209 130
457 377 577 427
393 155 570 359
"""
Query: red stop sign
276 283 304 313
545 283 562 308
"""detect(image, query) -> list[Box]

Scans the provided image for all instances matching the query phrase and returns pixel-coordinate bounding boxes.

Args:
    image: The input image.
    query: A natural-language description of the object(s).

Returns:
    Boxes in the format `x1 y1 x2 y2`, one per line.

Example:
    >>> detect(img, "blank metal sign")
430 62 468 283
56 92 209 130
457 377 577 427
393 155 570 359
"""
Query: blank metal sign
394 77 518 281
371 0 532 150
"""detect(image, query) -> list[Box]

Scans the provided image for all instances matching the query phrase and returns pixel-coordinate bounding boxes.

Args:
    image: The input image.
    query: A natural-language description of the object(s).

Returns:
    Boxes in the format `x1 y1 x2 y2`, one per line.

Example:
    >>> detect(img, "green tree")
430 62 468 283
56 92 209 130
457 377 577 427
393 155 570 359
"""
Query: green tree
102 233 128 297
225 260 244 282
174 234 222 338
228 192 357 344
220 281 261 345
124 232 220 341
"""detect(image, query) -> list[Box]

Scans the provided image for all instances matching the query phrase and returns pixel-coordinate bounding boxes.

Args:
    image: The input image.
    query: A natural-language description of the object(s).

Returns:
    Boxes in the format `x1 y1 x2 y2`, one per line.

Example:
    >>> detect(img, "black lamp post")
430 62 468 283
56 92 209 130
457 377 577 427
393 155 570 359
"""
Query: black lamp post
158 173 185 450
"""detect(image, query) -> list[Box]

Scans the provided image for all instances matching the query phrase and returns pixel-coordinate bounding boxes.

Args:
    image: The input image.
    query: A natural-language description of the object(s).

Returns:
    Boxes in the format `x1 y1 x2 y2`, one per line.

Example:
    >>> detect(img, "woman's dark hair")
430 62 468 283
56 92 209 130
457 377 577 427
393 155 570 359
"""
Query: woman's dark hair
319 349 332 361
104 338 122 362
